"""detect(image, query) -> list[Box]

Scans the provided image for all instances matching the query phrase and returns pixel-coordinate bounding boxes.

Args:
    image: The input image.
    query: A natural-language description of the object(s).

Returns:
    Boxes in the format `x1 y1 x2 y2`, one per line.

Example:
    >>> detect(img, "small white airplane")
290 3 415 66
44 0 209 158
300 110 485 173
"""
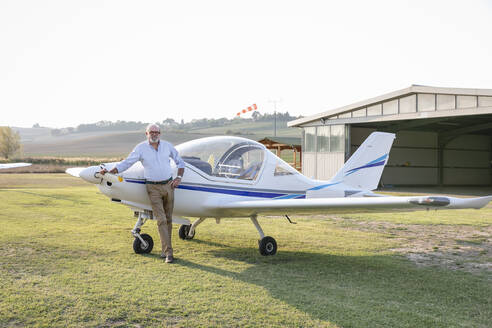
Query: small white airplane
0 163 31 169
66 132 492 256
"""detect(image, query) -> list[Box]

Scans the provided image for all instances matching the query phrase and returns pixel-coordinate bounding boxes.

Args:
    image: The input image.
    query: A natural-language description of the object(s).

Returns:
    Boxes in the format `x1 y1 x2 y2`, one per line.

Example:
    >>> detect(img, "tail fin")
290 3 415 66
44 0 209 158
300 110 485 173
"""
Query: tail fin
330 132 395 190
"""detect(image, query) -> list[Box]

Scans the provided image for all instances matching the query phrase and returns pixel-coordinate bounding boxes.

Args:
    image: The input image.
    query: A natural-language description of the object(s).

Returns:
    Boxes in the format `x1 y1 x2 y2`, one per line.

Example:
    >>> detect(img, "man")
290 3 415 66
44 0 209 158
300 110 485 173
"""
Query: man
100 123 185 263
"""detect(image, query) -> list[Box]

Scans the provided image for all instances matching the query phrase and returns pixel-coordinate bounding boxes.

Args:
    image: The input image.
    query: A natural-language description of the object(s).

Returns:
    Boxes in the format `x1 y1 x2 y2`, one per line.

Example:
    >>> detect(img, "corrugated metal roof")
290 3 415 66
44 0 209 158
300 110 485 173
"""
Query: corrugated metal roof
288 85 492 127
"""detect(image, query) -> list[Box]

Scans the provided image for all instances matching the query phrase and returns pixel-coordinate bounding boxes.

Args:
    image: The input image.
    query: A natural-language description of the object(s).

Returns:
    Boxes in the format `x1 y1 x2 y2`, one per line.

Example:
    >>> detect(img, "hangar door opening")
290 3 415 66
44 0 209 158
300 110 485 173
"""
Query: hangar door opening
350 127 492 186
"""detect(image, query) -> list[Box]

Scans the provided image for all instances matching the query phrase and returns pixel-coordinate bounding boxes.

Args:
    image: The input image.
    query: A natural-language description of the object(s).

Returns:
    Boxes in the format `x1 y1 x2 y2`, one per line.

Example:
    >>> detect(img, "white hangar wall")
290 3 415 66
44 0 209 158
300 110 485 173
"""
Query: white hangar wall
301 125 346 180
302 152 345 180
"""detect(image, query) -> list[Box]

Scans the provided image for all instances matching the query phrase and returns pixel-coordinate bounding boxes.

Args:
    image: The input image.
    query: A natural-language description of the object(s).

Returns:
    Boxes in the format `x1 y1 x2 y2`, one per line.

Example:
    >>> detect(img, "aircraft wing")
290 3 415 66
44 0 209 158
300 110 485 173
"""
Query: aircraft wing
0 163 31 169
210 195 492 217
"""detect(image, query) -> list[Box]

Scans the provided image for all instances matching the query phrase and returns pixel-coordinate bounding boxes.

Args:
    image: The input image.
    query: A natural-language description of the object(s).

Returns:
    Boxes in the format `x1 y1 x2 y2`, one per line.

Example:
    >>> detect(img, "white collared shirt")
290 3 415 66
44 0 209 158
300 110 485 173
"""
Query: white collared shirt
116 140 185 181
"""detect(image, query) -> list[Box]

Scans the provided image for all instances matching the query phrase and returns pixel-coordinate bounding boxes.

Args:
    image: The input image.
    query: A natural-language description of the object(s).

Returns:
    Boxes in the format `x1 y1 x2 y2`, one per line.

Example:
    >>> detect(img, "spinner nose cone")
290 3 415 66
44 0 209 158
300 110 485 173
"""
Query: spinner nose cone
79 166 103 184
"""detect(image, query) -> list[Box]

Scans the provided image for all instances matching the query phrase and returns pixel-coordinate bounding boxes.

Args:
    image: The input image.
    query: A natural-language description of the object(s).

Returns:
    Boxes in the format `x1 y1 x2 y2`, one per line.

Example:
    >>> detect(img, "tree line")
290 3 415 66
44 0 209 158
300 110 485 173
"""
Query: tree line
49 112 301 136
0 127 21 159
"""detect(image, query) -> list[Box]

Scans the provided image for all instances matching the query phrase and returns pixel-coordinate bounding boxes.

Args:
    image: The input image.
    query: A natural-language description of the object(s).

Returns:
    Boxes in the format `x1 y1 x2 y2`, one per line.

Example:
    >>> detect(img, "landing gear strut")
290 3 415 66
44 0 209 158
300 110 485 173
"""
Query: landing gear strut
251 215 277 256
179 218 205 240
131 215 153 254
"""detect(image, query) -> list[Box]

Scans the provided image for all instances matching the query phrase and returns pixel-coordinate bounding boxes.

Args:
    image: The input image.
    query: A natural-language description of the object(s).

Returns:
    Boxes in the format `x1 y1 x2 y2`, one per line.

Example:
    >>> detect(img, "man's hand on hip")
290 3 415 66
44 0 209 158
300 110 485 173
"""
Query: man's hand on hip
171 177 181 188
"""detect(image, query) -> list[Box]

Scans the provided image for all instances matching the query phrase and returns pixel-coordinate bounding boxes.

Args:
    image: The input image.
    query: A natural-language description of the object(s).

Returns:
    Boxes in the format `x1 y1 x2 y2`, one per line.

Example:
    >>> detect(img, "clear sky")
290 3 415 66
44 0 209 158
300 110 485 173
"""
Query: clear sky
1 0 492 128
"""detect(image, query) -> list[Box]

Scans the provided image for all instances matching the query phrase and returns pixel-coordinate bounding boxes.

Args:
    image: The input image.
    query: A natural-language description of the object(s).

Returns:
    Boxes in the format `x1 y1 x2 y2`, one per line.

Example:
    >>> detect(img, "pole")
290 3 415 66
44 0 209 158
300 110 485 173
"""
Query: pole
269 99 278 137
274 105 277 137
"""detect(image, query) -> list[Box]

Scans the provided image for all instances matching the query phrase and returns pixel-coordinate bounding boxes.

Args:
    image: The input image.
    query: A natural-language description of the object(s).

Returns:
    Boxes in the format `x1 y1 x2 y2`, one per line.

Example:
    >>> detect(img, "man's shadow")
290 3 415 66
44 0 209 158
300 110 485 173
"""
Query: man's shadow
144 238 489 327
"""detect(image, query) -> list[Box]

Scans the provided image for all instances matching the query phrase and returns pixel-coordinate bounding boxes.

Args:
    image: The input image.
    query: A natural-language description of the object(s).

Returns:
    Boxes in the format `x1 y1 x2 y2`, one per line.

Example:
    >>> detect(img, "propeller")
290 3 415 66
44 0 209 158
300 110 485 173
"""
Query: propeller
66 166 123 184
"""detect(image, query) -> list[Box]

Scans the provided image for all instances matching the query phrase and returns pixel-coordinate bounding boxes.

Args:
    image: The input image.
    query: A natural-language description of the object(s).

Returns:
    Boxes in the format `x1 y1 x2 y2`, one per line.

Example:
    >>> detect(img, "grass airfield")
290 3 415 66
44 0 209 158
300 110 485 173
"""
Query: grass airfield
1 174 491 328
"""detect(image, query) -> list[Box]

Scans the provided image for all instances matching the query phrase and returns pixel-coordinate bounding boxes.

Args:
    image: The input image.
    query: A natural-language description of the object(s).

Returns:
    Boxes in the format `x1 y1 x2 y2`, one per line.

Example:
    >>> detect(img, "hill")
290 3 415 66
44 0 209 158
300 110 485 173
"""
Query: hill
20 131 212 157
14 119 301 157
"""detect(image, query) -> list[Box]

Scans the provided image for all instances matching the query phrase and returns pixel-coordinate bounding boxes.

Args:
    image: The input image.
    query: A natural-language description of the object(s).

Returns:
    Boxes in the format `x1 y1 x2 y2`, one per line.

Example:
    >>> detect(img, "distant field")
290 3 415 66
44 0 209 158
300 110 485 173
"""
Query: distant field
13 126 53 142
1 174 491 327
21 131 213 157
17 122 300 158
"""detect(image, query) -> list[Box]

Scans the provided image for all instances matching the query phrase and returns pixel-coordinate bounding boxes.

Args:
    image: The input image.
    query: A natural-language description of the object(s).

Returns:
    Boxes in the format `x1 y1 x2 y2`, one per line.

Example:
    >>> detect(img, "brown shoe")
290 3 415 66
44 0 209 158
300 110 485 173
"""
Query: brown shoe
165 255 174 263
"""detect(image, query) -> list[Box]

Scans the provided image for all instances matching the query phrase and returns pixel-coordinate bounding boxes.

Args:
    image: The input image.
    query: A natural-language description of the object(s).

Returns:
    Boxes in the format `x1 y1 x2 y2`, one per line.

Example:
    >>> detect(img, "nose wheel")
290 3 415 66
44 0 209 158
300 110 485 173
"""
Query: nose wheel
133 233 153 254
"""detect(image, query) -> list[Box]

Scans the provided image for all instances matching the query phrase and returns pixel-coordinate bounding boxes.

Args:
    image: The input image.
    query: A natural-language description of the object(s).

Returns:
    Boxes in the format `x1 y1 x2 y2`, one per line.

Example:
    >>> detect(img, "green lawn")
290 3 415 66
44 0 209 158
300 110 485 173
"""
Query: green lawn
1 174 491 327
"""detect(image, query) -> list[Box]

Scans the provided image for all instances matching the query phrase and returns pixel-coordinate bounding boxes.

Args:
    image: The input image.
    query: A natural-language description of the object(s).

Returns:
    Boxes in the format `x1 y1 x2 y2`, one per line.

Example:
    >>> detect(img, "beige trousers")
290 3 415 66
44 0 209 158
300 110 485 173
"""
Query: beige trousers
146 183 174 256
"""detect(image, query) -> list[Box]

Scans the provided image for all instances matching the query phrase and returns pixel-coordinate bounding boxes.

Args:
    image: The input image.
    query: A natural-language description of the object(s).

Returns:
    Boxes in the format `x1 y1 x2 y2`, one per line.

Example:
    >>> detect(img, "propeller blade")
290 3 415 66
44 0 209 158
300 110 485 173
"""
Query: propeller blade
65 167 85 178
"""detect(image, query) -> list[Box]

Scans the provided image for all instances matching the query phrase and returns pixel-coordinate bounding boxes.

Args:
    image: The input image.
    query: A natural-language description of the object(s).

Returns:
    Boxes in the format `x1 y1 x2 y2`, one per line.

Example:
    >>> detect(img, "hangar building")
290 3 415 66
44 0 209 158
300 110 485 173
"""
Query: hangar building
288 85 492 186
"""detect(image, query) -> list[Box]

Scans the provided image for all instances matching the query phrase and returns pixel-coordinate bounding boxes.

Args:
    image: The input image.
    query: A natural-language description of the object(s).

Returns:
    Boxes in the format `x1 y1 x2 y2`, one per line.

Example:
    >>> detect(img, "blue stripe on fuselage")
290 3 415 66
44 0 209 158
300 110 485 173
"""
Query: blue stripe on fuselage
123 178 306 199
177 184 287 198
308 182 340 191
124 178 146 184
275 194 303 199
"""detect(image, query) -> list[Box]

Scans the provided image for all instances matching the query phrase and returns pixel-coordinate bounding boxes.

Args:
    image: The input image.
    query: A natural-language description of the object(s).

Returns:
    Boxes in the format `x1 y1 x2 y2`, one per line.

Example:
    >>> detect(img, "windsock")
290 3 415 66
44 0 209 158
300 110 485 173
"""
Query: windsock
236 104 258 117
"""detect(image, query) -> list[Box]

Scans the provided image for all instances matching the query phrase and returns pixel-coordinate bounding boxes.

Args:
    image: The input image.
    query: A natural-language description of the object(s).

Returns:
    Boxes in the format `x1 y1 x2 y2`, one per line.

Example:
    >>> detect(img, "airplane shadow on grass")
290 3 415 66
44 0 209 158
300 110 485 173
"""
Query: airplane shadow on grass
143 239 490 328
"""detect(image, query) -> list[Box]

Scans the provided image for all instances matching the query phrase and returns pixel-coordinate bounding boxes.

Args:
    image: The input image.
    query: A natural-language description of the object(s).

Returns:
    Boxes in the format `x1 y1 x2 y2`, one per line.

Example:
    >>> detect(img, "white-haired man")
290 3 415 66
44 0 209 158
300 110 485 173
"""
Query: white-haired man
100 123 185 263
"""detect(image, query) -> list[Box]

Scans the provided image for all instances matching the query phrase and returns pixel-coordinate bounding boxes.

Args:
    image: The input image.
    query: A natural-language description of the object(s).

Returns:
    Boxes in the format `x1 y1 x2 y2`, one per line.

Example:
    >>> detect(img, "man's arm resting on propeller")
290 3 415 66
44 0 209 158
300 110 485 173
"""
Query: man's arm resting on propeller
100 167 118 175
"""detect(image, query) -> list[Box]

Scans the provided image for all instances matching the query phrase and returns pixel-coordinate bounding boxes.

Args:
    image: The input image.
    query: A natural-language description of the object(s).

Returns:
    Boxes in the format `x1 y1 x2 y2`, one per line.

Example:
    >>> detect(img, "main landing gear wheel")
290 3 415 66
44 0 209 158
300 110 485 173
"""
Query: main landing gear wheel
133 233 153 254
259 236 277 256
179 224 195 240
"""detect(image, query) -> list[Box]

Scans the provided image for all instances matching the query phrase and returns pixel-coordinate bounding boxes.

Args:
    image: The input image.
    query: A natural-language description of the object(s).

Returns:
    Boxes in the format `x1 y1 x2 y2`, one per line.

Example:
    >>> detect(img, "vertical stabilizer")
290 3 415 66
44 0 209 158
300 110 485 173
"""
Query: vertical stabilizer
330 132 395 190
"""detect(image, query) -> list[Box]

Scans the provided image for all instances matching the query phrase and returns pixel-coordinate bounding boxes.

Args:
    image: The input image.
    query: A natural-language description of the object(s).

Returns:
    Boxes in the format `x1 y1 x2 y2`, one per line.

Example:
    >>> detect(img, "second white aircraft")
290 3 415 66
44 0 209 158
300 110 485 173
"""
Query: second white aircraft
0 163 31 169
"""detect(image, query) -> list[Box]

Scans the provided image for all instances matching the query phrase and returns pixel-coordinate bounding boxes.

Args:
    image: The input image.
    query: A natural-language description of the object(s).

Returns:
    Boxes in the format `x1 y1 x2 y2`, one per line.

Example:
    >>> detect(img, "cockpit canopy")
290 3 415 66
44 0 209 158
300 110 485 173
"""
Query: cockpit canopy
176 136 266 180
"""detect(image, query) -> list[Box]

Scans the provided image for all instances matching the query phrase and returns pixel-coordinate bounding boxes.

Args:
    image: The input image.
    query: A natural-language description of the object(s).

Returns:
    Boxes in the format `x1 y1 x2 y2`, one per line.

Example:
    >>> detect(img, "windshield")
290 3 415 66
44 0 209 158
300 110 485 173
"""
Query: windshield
176 136 265 180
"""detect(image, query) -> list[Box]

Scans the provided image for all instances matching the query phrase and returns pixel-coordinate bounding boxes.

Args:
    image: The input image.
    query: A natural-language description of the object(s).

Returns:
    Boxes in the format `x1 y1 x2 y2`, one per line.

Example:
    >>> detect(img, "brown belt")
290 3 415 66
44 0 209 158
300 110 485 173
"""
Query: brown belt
145 177 172 184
